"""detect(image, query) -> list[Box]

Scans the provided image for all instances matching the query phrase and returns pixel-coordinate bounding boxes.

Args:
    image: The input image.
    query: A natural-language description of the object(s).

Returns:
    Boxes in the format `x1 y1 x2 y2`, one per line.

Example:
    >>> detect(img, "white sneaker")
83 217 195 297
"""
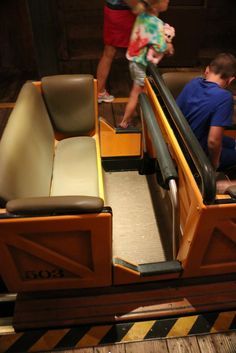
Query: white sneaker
98 90 114 103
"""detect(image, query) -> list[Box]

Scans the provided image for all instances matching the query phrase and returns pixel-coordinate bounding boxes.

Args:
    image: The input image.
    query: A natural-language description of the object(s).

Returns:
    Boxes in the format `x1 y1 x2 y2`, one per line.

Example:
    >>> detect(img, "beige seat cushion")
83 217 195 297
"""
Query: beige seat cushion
51 137 99 197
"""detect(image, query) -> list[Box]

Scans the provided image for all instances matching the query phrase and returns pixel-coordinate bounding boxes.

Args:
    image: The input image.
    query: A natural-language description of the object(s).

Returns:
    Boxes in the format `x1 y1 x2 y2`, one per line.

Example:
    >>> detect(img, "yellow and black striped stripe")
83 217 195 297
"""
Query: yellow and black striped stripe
0 310 235 353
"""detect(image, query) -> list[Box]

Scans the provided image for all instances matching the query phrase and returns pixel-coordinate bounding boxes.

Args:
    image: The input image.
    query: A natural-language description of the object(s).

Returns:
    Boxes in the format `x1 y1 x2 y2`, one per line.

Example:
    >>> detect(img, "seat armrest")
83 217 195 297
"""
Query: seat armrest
6 196 104 215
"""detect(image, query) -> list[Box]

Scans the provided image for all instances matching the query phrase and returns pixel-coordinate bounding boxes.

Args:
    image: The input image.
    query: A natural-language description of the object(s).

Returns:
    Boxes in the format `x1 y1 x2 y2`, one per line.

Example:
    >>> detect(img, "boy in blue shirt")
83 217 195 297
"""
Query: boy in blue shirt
177 53 236 170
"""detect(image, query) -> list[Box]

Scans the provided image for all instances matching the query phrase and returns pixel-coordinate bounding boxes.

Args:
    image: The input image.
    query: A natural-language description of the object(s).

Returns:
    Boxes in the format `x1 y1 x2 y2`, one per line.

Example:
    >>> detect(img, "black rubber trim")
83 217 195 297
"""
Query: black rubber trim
102 156 141 171
138 261 182 277
0 207 111 219
114 258 182 277
147 63 216 204
115 126 141 134
139 93 178 188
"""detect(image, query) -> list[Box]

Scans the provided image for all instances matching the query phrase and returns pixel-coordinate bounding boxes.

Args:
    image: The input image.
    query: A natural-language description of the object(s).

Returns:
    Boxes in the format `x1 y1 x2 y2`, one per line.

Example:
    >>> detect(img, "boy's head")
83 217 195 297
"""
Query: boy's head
207 53 236 83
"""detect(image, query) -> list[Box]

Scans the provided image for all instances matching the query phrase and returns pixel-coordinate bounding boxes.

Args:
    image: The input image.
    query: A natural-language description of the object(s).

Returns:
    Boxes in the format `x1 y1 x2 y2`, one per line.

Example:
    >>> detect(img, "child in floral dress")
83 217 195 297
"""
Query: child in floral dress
119 0 173 128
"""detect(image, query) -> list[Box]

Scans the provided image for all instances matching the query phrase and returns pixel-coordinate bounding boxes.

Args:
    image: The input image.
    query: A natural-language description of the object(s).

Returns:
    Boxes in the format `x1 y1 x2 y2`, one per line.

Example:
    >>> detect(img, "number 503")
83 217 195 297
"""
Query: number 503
24 269 65 280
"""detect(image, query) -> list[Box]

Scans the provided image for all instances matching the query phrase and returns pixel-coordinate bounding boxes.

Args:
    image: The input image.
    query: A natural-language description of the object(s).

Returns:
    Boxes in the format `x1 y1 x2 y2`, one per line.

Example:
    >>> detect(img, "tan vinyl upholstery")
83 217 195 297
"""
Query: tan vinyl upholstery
6 196 104 215
162 71 203 99
42 75 95 135
51 137 99 197
0 76 102 208
0 82 54 206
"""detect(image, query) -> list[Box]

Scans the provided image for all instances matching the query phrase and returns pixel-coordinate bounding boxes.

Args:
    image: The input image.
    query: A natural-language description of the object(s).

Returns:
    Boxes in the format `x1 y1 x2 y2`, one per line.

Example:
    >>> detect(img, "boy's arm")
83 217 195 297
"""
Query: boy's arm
207 126 224 169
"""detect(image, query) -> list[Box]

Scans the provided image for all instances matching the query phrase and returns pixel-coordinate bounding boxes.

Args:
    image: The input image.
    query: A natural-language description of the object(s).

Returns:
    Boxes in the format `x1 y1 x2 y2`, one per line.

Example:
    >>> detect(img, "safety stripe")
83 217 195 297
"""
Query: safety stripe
188 312 219 335
0 333 23 352
28 328 70 352
210 311 236 333
2 330 46 353
121 321 156 342
75 325 112 348
54 325 93 350
0 311 235 353
167 315 198 337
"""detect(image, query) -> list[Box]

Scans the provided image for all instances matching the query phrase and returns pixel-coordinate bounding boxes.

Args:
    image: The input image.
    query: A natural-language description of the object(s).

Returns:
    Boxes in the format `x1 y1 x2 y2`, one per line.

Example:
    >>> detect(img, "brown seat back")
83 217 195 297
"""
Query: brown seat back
162 71 203 99
42 75 95 135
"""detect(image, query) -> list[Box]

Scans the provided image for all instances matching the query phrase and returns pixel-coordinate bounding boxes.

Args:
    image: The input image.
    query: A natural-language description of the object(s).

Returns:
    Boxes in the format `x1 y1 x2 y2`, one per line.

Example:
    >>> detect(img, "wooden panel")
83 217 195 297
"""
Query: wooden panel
27 0 59 76
0 213 112 292
160 7 206 66
99 119 141 157
95 345 125 353
0 0 36 71
98 102 115 127
197 332 236 353
180 207 236 278
167 336 201 353
13 280 236 330
0 0 235 74
125 340 168 353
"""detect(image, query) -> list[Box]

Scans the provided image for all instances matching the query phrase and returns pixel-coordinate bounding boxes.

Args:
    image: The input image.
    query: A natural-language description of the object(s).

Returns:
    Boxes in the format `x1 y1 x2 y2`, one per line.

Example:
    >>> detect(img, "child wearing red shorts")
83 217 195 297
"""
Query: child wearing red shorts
97 0 136 103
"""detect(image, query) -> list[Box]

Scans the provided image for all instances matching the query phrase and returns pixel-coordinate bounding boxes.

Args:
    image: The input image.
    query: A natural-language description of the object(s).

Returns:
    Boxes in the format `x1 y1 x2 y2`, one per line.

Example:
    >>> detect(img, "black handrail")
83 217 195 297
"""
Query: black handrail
147 63 216 204
139 93 178 186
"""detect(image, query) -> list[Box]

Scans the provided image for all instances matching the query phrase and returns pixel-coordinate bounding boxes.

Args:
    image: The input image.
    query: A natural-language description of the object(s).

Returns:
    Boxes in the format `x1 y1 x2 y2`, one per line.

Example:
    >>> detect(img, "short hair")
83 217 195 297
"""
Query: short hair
209 53 236 79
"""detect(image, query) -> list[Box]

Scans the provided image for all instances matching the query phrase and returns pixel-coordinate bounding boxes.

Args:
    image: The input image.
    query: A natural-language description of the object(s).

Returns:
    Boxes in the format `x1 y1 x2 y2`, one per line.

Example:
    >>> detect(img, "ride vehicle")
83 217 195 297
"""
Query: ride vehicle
0 66 235 330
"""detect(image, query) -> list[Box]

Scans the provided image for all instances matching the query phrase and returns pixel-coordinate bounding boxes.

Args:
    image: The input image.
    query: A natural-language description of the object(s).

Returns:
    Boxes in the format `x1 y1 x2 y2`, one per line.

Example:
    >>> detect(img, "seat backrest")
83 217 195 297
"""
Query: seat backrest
42 75 95 135
0 83 54 206
162 71 203 99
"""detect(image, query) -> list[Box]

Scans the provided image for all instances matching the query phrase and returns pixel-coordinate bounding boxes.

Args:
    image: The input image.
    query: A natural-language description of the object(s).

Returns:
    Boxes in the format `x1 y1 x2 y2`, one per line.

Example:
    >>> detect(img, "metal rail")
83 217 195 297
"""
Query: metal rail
147 63 216 205
139 93 179 258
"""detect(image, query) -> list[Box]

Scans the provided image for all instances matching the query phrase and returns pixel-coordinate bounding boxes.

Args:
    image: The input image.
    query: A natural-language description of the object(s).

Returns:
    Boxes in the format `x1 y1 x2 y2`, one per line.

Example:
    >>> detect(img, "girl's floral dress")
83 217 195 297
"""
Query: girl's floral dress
126 12 167 66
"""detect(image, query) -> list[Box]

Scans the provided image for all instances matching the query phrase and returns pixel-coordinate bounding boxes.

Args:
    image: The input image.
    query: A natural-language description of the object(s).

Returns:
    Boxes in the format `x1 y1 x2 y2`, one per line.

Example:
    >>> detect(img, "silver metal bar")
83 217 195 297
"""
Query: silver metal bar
0 293 17 302
168 179 180 259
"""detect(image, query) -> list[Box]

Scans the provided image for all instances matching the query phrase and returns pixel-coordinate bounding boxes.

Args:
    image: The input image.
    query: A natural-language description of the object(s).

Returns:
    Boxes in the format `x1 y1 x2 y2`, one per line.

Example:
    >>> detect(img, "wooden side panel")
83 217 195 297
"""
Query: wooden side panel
13 279 236 331
179 206 236 277
99 119 141 157
0 213 112 292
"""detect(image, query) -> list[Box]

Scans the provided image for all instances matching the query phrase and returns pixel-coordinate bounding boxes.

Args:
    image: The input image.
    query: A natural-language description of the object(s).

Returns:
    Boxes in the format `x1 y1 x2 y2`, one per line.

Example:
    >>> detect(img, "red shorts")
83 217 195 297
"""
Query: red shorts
103 6 136 48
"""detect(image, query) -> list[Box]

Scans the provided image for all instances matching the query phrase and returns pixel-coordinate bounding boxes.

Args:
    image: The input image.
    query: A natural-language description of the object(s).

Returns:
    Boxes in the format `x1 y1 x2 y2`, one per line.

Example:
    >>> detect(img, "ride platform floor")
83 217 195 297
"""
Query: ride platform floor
0 311 235 353
104 171 172 264
40 332 236 353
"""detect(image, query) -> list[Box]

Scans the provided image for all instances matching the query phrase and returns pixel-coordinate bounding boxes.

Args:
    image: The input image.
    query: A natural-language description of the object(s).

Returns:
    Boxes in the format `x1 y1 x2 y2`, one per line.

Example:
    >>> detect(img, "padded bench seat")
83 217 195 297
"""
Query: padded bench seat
0 75 103 213
0 74 113 293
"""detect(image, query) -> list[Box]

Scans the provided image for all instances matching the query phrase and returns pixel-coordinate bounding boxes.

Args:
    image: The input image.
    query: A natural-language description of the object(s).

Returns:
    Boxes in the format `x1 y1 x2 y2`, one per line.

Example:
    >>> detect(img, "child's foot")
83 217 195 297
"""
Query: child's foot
118 120 132 128
98 90 114 103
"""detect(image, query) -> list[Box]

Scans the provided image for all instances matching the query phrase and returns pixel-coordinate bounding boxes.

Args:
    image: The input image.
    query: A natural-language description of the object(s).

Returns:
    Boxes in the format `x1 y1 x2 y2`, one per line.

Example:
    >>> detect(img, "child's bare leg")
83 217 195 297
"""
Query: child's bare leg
119 83 144 128
96 45 117 94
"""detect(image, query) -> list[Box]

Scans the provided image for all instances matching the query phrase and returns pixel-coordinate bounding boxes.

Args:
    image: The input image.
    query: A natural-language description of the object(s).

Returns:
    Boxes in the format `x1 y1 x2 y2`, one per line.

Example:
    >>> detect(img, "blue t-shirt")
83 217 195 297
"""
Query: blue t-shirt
176 77 234 151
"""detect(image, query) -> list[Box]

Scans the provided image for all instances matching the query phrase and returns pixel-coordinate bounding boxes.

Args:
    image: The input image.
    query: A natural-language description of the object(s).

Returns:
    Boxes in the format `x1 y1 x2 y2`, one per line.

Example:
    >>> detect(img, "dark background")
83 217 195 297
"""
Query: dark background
0 0 235 78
